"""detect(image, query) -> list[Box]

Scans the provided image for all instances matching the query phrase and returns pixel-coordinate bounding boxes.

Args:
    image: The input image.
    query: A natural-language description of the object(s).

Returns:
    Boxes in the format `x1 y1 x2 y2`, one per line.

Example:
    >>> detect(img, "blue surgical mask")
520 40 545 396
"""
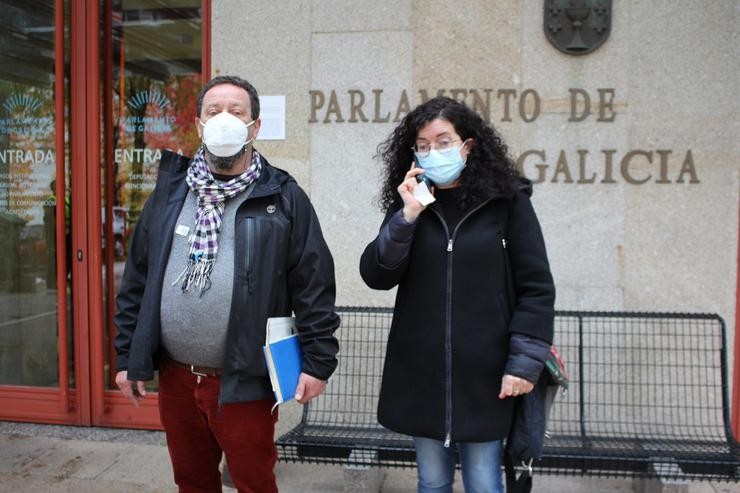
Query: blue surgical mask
415 143 466 186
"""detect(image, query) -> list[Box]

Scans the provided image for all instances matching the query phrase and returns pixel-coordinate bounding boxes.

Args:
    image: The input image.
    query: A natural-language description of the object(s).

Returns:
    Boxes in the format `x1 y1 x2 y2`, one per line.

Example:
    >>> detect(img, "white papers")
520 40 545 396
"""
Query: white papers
266 316 296 343
412 180 436 206
257 95 286 140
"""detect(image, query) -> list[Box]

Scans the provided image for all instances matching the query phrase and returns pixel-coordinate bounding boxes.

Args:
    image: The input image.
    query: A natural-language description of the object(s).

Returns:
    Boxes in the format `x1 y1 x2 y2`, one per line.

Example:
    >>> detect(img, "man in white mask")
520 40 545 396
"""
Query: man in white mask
114 76 340 492
197 85 258 171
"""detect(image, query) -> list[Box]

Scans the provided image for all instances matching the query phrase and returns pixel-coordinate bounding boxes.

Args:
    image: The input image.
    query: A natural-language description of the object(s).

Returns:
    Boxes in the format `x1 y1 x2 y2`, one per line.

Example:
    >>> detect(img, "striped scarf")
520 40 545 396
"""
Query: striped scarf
174 147 262 295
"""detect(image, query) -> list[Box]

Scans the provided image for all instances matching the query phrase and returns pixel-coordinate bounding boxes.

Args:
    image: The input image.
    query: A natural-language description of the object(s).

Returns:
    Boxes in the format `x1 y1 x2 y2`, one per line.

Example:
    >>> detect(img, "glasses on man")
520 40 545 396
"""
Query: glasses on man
412 138 462 157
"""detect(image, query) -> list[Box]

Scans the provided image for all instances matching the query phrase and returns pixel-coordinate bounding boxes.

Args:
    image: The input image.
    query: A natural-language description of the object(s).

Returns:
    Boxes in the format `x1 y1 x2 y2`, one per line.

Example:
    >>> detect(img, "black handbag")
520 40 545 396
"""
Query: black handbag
504 348 568 493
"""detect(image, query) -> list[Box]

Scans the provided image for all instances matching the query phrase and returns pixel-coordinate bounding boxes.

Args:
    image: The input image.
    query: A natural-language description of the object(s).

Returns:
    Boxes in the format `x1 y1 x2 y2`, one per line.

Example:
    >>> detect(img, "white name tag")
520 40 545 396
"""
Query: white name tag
175 224 190 236
412 180 436 206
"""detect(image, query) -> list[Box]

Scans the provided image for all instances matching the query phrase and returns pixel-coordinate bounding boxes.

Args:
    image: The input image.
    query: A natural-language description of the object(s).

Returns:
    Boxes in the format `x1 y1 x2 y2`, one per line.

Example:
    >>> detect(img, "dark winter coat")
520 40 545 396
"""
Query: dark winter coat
359 181 554 443
114 150 340 404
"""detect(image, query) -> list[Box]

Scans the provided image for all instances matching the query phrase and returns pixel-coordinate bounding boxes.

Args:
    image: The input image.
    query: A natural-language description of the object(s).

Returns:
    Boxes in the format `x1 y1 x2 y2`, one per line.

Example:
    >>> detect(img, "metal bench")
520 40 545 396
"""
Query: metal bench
276 306 740 485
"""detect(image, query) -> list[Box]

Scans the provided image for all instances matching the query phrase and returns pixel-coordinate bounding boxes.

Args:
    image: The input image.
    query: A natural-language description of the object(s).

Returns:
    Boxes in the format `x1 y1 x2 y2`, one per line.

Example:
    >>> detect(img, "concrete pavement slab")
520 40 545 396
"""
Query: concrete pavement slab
0 435 175 492
1 423 739 492
4 435 120 480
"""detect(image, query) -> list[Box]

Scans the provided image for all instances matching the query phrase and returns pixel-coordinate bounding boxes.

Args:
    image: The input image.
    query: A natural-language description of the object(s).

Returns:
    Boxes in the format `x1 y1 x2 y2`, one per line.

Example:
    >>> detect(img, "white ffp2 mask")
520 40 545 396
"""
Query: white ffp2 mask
200 112 255 157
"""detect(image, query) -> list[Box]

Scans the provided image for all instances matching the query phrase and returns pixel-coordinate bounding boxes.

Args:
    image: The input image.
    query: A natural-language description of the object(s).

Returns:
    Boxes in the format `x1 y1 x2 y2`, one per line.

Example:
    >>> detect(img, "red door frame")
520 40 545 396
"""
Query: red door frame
0 0 211 429
69 0 98 427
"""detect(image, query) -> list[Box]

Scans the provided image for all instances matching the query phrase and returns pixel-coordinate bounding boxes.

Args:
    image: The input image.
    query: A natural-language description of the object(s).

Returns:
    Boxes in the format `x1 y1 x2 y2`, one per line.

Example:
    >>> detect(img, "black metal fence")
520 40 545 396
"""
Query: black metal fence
276 307 739 481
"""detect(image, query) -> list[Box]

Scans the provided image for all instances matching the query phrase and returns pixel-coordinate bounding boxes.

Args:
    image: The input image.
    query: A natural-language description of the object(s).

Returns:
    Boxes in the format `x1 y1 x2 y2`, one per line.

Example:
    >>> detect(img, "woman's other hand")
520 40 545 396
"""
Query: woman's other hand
398 163 430 222
499 374 534 399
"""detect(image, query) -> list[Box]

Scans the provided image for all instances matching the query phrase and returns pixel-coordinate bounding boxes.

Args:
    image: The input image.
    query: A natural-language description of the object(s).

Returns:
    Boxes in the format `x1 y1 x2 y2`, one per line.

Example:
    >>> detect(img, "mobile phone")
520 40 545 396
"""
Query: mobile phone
413 155 434 187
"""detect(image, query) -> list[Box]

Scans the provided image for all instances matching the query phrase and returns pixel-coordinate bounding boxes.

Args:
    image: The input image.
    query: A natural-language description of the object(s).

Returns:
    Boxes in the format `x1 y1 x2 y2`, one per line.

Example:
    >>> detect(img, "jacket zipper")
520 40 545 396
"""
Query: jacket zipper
444 231 453 448
246 217 256 293
246 218 255 271
499 229 516 319
430 198 493 448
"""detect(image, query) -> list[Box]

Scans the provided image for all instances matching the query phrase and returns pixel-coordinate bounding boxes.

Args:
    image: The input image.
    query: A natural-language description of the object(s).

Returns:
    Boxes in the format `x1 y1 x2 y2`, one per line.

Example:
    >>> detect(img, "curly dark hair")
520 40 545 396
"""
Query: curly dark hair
375 96 520 212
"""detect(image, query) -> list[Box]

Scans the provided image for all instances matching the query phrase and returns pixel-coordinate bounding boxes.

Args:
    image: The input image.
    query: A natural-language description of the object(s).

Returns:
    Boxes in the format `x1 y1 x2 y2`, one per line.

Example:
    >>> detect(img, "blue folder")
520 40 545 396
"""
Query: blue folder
263 317 302 409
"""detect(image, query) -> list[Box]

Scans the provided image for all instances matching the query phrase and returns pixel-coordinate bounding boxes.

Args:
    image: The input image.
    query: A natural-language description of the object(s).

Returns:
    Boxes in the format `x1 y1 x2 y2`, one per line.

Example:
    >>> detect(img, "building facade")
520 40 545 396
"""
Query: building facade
0 0 738 431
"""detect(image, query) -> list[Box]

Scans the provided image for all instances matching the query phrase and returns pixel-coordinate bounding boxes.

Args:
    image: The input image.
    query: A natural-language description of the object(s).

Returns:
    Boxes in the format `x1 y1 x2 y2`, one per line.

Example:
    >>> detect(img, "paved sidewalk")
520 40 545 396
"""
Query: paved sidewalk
1 422 738 492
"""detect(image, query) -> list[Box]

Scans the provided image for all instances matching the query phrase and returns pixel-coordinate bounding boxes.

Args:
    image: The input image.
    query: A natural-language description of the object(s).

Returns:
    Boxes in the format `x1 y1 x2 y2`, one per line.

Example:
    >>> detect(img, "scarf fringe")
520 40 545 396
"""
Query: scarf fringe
173 259 215 296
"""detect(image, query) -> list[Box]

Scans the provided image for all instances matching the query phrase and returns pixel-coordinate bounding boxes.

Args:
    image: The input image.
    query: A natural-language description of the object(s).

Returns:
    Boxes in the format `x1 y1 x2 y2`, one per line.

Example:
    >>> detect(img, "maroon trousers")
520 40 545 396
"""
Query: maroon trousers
158 359 278 493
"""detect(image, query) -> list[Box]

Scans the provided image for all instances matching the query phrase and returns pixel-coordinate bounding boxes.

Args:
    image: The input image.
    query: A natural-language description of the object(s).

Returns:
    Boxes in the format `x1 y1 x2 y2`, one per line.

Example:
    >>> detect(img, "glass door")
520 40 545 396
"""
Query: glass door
0 0 209 429
0 0 76 424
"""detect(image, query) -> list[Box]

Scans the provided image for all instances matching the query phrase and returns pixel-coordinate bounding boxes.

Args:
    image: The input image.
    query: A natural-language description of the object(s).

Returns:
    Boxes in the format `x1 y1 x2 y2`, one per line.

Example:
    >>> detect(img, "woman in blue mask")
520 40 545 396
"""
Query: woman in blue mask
360 96 555 493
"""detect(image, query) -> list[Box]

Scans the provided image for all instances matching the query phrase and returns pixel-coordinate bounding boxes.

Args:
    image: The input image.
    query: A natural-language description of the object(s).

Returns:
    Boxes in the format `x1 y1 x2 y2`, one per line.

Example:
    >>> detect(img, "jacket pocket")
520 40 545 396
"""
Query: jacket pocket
236 344 268 379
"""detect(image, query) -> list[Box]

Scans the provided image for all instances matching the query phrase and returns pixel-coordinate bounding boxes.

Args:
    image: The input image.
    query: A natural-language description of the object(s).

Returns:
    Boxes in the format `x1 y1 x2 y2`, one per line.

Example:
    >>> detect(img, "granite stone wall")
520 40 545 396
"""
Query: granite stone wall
212 0 738 363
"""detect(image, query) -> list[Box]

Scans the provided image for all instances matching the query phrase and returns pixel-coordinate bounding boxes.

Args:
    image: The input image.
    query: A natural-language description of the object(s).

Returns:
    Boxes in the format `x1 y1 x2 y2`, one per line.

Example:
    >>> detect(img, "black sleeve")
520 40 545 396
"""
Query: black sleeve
377 209 417 268
359 208 413 290
285 183 340 381
507 192 556 343
113 198 152 371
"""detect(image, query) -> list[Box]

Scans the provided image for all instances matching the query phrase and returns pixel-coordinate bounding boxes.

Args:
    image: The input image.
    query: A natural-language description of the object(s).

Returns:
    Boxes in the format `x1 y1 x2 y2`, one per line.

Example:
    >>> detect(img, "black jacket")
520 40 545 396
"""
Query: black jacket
359 182 554 442
114 150 340 403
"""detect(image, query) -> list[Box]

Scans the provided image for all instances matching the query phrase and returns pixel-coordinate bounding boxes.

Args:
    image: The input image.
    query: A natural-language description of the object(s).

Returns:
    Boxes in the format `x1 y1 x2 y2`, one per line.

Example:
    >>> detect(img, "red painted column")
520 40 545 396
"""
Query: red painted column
202 1 212 82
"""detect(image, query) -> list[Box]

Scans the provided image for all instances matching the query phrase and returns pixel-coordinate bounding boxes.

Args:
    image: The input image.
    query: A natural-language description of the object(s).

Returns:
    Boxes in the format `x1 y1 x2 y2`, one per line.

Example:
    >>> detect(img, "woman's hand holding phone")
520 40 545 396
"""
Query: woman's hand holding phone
398 160 433 223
